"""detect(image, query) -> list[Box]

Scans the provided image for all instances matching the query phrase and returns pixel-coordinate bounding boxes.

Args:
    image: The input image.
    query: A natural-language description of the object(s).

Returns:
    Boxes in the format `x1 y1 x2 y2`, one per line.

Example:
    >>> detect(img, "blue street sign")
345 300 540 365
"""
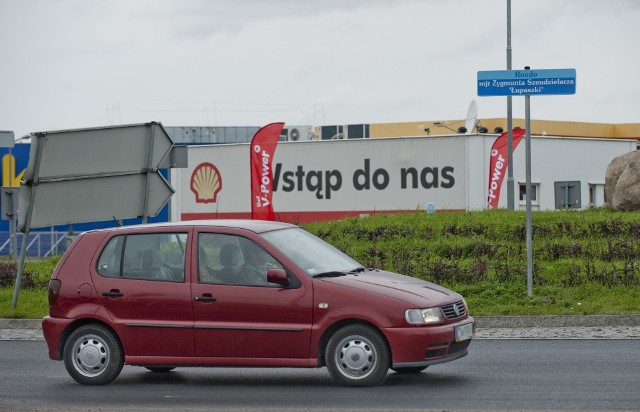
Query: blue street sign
477 68 576 96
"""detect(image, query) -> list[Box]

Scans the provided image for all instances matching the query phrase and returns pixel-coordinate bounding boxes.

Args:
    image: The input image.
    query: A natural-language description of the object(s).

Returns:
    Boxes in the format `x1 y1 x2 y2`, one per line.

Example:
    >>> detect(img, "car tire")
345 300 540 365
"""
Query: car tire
63 324 123 385
145 367 175 373
325 324 389 387
391 366 428 374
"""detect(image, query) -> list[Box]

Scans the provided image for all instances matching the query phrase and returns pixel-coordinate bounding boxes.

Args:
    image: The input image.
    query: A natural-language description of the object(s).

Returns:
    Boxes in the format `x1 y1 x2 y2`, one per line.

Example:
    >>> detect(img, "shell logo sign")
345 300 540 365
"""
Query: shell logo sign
2 154 25 187
190 162 222 203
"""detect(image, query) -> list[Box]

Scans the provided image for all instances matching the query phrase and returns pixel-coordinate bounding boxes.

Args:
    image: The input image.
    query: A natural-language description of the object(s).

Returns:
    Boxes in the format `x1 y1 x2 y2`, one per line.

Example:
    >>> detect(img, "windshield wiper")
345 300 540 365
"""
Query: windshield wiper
313 271 348 278
313 267 368 278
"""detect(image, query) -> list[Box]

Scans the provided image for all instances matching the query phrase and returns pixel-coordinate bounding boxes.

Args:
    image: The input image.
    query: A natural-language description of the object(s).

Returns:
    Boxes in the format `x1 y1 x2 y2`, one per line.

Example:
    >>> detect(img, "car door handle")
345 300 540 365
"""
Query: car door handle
102 291 124 298
194 294 217 302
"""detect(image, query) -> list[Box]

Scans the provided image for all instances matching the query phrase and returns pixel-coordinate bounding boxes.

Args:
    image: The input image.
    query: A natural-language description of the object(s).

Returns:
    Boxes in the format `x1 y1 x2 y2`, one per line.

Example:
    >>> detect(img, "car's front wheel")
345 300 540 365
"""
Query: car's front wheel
325 324 389 386
63 324 123 385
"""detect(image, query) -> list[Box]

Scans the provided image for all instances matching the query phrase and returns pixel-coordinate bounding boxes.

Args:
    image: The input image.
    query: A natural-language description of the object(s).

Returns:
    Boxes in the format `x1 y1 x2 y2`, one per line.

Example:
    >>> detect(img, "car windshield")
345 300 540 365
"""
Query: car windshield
261 228 363 277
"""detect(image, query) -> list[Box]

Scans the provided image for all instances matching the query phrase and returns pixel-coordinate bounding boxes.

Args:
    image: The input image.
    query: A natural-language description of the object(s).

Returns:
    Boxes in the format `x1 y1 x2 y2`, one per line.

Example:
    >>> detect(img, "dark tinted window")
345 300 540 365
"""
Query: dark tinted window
96 236 124 277
97 233 187 282
198 233 283 287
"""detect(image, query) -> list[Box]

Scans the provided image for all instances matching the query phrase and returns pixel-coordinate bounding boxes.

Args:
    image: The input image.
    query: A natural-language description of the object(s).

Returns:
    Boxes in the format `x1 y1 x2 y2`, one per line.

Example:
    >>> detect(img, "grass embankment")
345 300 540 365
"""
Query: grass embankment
0 257 59 318
304 209 640 316
1 208 639 318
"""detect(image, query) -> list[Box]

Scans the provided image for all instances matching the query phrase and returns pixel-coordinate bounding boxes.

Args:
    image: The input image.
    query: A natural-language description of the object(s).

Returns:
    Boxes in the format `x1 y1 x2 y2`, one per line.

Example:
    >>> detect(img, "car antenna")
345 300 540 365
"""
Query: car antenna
113 216 122 227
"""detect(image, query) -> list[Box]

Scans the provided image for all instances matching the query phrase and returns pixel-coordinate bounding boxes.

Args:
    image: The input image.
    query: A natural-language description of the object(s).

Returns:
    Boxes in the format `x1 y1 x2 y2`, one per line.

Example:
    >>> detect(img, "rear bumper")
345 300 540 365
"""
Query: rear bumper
42 316 73 360
382 317 474 368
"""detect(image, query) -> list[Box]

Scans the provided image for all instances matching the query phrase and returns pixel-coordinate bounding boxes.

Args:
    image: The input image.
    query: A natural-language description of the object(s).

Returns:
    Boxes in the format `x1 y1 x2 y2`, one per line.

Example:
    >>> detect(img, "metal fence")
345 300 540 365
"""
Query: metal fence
0 231 75 257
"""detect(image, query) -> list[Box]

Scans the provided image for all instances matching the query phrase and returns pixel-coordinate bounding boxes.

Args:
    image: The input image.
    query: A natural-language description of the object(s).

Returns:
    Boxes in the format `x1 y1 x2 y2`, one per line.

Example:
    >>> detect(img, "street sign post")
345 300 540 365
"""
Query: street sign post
0 187 19 221
478 67 576 297
17 122 174 231
0 131 15 148
1 187 19 259
12 122 175 309
478 68 576 96
18 173 173 229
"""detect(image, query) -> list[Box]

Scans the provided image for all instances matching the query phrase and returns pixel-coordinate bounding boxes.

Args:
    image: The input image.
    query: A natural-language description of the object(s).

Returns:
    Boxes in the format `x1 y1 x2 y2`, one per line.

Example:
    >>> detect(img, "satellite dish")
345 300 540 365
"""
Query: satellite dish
464 100 478 134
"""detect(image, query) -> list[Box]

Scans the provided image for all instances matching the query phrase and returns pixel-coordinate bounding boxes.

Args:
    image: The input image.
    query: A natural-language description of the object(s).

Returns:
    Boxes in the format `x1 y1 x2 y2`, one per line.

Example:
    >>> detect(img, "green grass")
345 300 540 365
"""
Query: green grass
2 208 640 318
454 283 640 315
0 257 59 318
304 208 640 316
0 287 48 319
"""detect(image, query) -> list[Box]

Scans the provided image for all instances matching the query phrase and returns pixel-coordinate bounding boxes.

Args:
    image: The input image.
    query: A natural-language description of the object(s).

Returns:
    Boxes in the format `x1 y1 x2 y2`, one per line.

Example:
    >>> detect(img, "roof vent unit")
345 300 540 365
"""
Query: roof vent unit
281 126 314 142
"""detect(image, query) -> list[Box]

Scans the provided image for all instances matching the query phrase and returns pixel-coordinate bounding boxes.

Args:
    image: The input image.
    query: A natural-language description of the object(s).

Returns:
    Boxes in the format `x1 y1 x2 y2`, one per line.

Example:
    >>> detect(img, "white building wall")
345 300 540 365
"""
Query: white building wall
171 134 636 222
466 136 492 210
467 135 636 210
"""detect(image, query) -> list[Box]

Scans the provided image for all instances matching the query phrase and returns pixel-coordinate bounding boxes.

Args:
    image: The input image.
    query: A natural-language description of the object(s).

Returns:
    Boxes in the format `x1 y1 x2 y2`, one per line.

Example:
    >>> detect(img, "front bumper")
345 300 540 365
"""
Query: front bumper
382 317 475 368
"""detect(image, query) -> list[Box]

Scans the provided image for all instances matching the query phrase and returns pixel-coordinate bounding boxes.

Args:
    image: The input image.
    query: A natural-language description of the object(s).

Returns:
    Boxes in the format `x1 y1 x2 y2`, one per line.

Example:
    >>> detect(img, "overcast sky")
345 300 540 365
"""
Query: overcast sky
1 0 638 138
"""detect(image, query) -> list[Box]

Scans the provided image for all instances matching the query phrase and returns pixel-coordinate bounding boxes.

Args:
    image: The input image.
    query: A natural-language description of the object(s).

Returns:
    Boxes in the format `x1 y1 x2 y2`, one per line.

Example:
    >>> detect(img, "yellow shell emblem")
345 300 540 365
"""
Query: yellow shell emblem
190 162 222 203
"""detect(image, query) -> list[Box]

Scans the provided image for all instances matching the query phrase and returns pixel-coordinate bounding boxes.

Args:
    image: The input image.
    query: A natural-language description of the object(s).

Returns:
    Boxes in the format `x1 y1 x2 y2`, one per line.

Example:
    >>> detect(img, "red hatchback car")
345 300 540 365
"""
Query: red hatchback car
43 220 474 386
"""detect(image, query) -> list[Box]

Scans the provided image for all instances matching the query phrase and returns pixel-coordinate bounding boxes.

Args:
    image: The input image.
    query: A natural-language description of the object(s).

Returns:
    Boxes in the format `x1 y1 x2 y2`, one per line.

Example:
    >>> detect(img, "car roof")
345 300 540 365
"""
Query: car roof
87 219 297 235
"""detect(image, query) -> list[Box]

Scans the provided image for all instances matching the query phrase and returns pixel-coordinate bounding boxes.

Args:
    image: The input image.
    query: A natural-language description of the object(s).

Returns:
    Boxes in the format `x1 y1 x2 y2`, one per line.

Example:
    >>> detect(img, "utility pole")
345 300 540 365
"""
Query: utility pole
506 0 515 210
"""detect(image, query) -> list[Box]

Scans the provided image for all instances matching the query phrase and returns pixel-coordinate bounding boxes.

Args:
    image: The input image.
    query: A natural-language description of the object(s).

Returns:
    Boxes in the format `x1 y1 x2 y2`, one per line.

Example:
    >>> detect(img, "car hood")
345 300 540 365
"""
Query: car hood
317 270 461 307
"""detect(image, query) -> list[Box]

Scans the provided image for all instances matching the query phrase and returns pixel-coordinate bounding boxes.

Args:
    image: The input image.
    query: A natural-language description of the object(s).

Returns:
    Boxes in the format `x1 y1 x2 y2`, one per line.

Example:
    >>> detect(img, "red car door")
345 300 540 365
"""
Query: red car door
192 283 313 359
90 230 195 357
192 230 313 360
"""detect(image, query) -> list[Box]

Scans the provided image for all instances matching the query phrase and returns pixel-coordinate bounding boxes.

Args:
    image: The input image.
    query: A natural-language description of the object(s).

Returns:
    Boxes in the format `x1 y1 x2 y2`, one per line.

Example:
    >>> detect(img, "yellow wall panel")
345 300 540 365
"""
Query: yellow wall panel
368 118 640 141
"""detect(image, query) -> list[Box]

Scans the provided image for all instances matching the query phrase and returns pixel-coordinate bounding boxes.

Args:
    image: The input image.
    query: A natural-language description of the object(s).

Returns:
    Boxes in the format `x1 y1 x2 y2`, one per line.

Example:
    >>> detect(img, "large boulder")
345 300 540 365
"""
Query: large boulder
605 151 640 210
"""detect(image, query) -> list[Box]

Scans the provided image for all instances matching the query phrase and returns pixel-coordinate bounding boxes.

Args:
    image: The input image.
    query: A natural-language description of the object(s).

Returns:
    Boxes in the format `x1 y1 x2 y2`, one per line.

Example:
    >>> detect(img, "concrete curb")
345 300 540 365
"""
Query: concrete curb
0 319 42 329
474 314 640 328
2 315 640 330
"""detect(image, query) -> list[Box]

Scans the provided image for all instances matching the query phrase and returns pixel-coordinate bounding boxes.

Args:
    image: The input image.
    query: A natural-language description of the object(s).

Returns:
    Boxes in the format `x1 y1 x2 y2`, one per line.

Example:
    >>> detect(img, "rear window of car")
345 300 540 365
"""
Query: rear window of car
97 233 188 282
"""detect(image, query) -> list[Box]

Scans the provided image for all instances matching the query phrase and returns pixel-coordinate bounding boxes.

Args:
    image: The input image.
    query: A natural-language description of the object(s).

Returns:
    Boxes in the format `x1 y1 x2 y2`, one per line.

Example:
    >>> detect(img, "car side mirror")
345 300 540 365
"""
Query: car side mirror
267 268 289 286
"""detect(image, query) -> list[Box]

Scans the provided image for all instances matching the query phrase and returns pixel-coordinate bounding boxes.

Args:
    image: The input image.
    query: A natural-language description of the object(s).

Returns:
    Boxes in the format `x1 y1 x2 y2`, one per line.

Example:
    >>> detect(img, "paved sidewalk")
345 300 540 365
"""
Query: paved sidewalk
2 316 640 341
476 326 640 339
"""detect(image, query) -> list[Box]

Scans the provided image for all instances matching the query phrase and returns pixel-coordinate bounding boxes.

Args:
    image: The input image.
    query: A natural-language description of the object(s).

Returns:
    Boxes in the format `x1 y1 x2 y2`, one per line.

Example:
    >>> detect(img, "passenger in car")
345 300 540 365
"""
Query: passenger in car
216 243 242 283
140 250 173 281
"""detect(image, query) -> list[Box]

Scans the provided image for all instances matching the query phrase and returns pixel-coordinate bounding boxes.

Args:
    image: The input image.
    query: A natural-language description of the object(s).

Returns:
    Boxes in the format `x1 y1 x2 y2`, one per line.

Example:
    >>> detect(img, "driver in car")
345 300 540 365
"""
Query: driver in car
238 240 271 286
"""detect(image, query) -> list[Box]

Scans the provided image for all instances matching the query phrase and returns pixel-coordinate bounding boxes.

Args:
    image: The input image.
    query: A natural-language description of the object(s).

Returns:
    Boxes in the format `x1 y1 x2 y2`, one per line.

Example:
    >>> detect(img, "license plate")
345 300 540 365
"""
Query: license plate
455 322 474 342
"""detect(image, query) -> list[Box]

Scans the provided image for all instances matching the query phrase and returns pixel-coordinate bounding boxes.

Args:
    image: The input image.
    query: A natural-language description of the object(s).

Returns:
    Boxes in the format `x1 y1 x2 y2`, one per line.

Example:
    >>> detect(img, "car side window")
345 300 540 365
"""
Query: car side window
97 233 188 282
97 236 124 277
198 233 283 287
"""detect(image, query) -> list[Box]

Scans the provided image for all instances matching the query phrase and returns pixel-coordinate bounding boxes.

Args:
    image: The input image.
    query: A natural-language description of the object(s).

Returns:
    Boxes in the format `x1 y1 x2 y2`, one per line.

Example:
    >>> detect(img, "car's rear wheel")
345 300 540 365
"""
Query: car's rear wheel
63 324 123 385
391 366 428 374
325 324 389 387
144 367 175 373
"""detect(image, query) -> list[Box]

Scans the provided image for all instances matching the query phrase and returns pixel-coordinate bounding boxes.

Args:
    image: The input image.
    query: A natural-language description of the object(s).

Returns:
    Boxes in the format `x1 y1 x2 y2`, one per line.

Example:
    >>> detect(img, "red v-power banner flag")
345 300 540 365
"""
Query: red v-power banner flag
487 128 526 208
250 122 284 220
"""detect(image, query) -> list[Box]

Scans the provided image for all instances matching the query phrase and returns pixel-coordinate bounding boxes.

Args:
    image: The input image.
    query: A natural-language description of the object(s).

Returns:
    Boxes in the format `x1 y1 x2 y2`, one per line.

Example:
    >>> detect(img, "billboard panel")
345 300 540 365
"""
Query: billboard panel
180 136 467 222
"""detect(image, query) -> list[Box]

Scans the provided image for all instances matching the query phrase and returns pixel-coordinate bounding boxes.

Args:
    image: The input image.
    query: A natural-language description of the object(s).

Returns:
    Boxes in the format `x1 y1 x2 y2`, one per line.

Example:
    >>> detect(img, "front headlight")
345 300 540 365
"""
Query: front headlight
405 307 444 325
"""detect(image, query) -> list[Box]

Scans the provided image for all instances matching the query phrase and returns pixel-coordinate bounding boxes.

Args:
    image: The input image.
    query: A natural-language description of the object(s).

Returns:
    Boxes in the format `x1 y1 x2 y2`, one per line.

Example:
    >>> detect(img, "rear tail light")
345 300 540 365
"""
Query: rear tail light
48 279 61 306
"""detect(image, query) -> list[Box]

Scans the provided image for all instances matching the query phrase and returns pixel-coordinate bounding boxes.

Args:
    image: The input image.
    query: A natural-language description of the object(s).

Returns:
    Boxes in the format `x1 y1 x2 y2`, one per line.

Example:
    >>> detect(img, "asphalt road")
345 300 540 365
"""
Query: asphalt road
1 339 639 411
